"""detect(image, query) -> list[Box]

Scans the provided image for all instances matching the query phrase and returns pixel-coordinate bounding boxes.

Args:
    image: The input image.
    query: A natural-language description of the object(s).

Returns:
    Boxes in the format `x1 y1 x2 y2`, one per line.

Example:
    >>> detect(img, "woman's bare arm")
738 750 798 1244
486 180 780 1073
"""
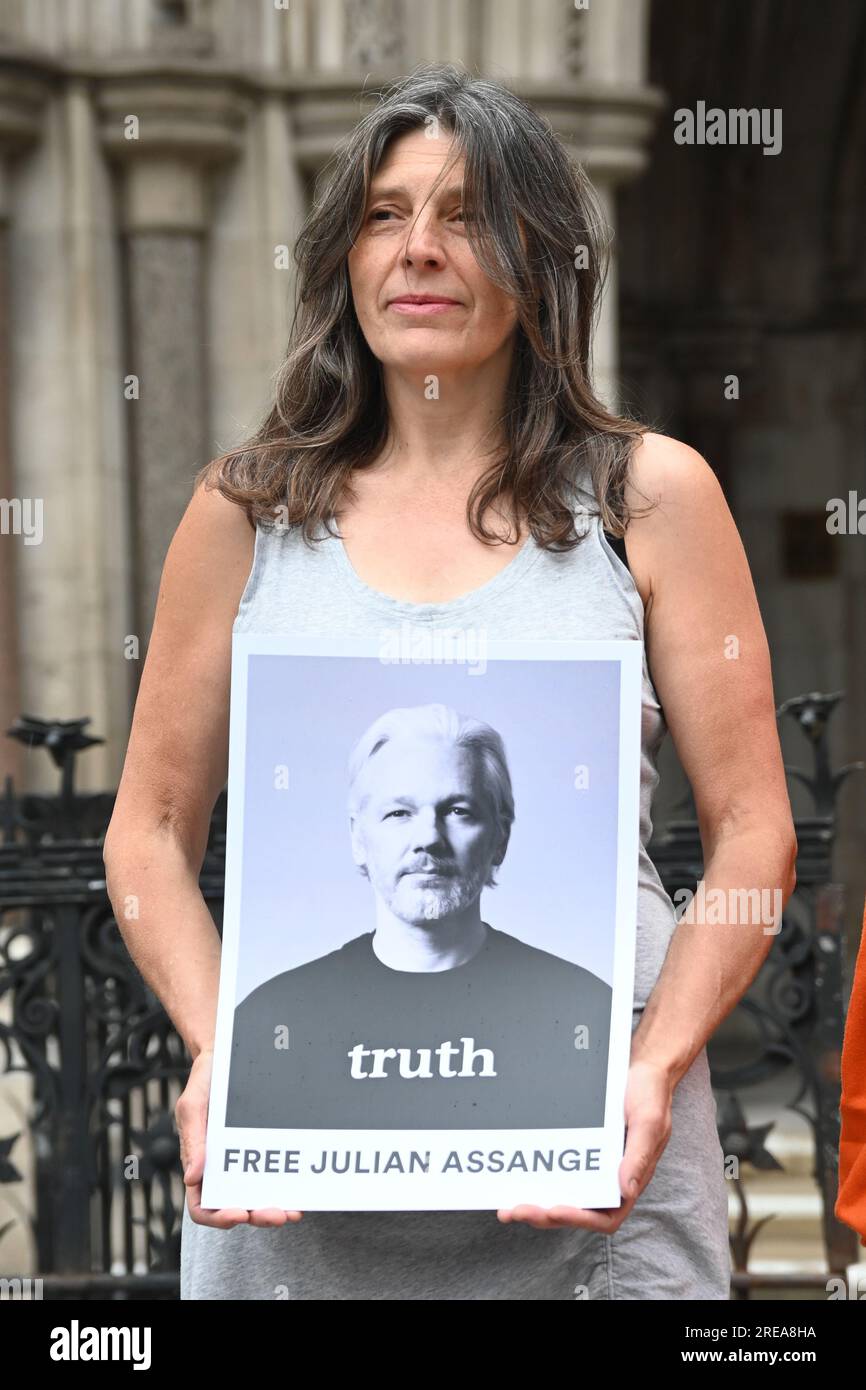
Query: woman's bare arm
501 432 797 1232
102 480 300 1227
103 479 255 1058
624 432 797 1084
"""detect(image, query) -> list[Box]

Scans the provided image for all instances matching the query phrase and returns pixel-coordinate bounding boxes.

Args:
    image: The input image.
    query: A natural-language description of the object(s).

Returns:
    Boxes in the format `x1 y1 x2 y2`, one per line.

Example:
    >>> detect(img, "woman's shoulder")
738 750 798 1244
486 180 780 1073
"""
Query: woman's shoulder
182 477 257 559
626 430 722 510
187 474 257 535
159 478 257 624
618 432 734 610
624 430 731 550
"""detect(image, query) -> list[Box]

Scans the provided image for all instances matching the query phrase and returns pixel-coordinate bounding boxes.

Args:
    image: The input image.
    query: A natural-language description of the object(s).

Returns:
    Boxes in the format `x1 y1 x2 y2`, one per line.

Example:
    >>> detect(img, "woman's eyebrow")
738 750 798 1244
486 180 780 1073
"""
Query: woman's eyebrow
368 182 464 202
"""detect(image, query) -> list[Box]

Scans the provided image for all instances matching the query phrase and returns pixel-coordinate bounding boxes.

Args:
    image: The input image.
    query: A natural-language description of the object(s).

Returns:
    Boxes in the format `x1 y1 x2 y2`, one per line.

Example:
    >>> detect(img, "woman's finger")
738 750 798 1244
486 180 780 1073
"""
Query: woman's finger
497 1201 631 1231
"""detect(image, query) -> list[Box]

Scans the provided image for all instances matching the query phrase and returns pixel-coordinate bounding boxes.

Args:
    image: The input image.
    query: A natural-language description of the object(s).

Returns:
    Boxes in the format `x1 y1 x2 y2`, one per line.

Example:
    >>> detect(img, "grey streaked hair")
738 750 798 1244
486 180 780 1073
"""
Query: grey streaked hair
198 61 653 545
347 703 514 886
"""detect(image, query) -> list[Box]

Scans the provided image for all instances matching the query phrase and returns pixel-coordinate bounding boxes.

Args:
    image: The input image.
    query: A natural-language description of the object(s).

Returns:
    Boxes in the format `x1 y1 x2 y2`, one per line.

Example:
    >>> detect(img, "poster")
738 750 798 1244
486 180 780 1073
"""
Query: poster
201 633 641 1212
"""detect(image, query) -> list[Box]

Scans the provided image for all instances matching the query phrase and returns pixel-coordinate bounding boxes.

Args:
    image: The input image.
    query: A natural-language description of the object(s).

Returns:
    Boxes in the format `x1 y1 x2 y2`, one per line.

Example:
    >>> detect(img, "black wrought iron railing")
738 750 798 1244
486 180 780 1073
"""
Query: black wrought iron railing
650 692 862 1297
0 698 861 1299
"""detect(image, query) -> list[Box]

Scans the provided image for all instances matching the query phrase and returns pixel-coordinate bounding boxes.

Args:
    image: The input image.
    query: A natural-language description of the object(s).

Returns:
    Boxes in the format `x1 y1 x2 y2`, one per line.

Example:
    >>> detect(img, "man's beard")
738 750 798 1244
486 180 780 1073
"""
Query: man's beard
385 860 490 924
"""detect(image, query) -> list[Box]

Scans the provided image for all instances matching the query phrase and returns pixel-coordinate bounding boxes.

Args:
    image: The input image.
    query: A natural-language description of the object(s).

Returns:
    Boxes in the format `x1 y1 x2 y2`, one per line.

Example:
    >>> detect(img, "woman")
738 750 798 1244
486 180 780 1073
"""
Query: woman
103 63 797 1300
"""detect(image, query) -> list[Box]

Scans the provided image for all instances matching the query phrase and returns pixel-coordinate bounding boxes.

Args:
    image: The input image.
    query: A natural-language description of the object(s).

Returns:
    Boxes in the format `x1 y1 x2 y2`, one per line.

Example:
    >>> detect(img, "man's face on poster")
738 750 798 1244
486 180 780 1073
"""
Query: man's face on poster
349 737 507 926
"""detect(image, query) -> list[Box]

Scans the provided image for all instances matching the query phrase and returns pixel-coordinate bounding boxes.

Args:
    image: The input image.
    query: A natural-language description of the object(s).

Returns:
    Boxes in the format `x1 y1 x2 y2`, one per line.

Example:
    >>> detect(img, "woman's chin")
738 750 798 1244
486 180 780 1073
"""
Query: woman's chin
379 346 476 374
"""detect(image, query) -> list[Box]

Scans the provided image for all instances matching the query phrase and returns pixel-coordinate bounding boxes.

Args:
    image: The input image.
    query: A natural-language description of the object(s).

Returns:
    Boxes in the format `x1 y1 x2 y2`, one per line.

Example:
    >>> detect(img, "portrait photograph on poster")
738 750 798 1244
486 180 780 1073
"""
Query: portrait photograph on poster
201 633 642 1212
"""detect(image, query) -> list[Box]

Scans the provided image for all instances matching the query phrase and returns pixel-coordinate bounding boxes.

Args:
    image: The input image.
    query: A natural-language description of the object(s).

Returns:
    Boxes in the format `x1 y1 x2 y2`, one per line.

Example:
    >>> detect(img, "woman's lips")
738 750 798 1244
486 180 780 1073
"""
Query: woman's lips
388 299 462 315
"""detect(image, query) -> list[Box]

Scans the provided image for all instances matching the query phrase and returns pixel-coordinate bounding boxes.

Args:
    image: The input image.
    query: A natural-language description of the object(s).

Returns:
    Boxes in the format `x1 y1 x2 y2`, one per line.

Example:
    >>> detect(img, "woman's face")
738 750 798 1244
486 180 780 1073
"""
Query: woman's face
347 128 520 376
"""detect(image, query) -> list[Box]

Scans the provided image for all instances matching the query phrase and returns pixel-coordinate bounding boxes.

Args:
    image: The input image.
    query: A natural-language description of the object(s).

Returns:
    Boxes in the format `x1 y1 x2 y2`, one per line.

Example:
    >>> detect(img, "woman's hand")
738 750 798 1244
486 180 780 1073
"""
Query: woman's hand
177 1048 304 1228
496 1057 674 1231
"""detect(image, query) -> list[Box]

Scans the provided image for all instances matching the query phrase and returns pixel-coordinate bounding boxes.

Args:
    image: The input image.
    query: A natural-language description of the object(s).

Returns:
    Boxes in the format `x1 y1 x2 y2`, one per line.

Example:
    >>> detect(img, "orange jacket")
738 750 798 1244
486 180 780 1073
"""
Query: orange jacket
836 897 866 1246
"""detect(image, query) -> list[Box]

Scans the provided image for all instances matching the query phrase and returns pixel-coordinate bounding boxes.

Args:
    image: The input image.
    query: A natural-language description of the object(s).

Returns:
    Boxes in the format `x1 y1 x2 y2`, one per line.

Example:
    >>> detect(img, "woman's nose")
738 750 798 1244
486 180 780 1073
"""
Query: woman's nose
403 218 445 266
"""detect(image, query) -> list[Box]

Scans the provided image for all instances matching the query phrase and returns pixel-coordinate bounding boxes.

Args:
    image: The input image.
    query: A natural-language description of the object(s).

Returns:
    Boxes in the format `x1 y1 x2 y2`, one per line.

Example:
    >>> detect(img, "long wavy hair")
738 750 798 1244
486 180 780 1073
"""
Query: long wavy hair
196 61 652 548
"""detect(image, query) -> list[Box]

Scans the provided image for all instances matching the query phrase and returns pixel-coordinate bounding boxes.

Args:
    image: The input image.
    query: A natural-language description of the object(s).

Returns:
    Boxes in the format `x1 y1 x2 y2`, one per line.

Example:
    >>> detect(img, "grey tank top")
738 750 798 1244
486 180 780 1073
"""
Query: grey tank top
180 470 679 1300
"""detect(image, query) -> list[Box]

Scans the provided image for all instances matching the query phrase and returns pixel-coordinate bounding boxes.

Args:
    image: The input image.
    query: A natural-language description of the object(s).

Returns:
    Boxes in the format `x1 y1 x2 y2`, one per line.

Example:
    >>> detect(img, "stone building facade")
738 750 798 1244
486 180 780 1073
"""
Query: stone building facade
0 0 862 936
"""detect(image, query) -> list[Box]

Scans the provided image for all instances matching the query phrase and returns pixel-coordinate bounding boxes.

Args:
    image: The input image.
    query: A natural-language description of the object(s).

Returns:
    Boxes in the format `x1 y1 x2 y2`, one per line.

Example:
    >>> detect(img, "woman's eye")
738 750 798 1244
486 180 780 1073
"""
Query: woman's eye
368 208 469 225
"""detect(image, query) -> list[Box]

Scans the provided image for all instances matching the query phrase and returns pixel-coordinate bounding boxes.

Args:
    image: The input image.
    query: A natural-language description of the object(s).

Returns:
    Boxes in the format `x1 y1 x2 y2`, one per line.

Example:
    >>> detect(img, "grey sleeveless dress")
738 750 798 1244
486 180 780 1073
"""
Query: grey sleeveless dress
180 475 731 1300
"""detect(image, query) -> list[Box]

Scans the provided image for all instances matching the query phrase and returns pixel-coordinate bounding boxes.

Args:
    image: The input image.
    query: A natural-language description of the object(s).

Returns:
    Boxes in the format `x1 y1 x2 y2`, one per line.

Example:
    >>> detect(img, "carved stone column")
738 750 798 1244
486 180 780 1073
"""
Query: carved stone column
98 73 247 637
0 62 53 788
520 0 663 411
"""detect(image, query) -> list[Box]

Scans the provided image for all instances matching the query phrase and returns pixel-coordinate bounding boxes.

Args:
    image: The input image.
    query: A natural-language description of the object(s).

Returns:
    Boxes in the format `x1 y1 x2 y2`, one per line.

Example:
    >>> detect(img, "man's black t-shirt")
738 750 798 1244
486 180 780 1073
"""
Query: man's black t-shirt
226 925 611 1130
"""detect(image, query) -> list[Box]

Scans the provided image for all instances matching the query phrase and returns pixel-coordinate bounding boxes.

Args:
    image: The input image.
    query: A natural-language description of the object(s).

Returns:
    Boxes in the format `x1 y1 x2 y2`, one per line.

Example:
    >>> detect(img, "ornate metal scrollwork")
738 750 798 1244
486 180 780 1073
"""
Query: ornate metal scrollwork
0 699 860 1295
650 692 862 1292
